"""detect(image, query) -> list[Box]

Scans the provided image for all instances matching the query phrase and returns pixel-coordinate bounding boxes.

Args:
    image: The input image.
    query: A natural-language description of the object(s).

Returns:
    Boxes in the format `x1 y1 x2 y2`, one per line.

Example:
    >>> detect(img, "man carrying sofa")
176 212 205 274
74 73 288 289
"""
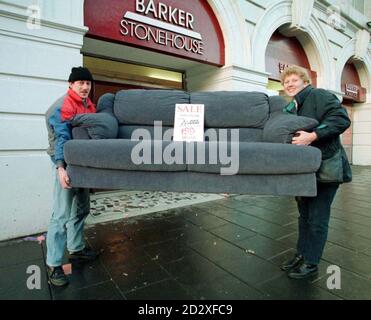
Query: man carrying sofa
45 67 99 286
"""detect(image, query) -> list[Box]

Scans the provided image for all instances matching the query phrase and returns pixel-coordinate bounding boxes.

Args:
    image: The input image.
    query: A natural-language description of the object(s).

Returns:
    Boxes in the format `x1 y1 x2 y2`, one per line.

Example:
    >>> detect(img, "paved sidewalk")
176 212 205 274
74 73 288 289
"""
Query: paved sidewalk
1 166 371 300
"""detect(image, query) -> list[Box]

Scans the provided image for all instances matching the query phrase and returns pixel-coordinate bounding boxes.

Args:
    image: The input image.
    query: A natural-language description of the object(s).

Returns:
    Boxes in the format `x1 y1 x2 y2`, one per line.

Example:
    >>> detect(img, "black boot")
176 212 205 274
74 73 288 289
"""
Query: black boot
288 263 318 279
280 254 304 271
47 266 69 287
68 247 99 261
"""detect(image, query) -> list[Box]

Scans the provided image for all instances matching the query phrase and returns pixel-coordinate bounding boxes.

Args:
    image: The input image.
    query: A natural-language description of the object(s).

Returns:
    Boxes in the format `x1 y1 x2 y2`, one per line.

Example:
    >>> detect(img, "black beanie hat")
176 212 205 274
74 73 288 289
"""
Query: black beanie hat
68 67 94 83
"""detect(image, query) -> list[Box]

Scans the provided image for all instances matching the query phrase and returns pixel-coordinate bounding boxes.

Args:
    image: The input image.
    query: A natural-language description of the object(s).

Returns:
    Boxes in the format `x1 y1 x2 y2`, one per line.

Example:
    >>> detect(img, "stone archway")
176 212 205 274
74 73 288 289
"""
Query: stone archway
337 39 371 165
250 1 333 89
186 0 254 91
336 39 371 101
206 0 250 67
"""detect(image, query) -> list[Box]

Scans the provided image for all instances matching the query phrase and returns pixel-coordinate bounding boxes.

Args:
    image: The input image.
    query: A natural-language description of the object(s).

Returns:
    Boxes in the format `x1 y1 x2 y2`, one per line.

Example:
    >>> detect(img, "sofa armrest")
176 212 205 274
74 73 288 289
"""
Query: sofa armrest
72 127 90 140
263 112 319 144
71 113 119 139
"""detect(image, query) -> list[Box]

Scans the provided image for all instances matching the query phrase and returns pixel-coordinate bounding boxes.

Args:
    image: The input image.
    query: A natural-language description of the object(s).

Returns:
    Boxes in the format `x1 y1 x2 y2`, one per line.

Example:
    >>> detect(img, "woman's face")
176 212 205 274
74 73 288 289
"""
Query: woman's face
283 74 308 97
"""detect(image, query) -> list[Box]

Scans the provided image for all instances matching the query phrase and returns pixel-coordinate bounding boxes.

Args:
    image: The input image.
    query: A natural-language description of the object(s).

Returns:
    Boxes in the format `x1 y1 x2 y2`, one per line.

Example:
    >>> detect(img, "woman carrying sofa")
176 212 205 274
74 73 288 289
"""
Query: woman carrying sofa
279 66 351 279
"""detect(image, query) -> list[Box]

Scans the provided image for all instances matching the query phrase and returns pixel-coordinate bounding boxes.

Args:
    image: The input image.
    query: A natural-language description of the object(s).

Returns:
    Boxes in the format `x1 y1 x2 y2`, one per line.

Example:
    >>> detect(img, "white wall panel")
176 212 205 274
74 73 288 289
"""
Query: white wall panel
0 154 53 241
0 0 85 239
353 104 371 165
0 114 48 150
0 0 84 28
240 0 266 25
353 133 371 146
353 106 371 122
320 20 353 48
352 146 371 165
0 75 66 114
0 34 82 80
352 122 371 134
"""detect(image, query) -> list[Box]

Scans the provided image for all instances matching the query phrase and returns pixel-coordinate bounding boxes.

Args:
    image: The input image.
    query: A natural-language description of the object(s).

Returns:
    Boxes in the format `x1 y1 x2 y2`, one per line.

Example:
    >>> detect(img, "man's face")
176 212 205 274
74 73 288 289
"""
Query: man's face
283 74 308 97
69 80 92 99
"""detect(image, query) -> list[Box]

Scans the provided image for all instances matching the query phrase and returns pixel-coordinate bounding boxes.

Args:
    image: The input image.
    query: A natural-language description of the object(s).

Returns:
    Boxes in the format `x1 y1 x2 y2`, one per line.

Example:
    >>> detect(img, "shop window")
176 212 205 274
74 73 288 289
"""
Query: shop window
84 56 184 103
84 56 183 90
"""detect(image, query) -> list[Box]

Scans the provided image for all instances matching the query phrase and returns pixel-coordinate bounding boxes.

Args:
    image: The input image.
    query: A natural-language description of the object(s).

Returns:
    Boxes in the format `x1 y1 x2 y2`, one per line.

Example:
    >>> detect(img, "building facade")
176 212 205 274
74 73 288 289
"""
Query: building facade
0 0 370 240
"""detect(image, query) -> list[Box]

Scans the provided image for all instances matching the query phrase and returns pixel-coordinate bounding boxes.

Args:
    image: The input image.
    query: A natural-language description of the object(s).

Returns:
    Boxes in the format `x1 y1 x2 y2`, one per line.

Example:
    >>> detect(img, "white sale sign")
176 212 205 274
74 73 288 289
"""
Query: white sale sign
173 104 205 142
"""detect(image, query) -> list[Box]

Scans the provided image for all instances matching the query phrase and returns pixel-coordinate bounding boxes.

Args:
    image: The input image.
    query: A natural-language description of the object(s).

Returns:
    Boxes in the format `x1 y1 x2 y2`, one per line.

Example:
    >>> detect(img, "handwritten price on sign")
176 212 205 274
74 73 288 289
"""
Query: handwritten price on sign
181 127 196 135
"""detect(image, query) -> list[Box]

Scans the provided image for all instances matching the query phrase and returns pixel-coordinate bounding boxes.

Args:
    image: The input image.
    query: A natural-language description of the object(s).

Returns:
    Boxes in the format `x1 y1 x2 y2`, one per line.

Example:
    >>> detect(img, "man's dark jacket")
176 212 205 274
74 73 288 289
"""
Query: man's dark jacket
286 85 352 182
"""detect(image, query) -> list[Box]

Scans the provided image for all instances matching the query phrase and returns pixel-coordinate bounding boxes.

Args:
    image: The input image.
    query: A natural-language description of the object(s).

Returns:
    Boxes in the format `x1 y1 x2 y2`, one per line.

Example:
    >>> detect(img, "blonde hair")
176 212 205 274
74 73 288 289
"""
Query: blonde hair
280 66 311 85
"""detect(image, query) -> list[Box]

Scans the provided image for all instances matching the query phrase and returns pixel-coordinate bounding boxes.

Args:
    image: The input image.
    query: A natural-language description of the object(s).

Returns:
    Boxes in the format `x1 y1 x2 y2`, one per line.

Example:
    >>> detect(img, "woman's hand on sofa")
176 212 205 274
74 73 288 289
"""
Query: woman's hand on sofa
58 167 72 189
292 131 318 146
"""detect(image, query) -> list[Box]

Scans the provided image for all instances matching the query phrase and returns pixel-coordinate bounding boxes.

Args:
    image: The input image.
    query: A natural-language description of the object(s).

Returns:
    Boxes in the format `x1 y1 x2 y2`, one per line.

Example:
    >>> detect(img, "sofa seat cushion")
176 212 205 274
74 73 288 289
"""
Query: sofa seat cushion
65 140 321 175
64 139 187 172
187 142 321 175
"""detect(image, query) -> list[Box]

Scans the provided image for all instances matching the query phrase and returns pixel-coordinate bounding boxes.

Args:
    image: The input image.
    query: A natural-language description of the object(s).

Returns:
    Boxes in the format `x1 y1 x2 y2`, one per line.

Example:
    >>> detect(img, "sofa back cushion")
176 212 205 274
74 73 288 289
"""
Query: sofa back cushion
97 93 115 114
117 125 263 142
118 125 174 141
190 91 269 128
114 89 190 126
268 95 288 113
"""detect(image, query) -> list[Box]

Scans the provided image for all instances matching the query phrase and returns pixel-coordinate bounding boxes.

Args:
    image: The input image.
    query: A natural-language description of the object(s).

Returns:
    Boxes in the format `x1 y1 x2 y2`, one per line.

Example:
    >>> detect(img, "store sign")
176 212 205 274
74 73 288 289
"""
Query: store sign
343 83 366 102
84 0 225 66
265 57 317 87
344 84 359 99
278 62 290 73
120 1 204 55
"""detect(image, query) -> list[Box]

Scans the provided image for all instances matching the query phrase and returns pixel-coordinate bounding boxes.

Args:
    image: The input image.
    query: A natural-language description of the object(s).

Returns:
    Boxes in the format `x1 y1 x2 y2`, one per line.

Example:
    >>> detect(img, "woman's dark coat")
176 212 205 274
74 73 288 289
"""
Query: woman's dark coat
285 85 352 183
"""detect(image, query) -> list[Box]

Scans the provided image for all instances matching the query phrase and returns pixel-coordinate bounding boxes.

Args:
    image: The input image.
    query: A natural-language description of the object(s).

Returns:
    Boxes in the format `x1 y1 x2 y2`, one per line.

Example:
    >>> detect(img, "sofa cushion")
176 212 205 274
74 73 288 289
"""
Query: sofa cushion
71 113 119 139
205 128 263 142
97 93 115 114
72 127 90 139
187 142 321 175
262 112 319 143
268 95 288 113
190 91 269 128
64 140 321 175
64 139 187 171
114 89 190 126
117 126 263 142
118 125 174 141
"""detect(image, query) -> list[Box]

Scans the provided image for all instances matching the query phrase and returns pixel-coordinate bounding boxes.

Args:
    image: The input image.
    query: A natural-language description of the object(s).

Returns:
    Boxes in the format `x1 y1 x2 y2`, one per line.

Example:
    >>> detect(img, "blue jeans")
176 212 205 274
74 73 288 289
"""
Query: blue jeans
46 165 90 267
295 183 339 265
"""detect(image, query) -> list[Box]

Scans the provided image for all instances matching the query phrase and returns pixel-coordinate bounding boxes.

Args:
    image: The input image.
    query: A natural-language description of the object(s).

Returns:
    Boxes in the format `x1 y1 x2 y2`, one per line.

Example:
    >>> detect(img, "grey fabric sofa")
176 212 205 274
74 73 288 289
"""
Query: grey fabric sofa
64 90 322 196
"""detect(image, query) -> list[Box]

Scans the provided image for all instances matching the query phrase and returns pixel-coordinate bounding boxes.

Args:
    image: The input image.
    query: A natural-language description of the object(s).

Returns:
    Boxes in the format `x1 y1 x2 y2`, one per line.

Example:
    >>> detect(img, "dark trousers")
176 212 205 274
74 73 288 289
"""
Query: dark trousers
295 183 339 265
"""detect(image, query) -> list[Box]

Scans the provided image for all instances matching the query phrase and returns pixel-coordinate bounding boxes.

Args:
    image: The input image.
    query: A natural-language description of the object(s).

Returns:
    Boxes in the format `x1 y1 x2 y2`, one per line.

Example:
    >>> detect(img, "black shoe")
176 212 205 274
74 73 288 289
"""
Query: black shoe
47 266 69 287
68 247 99 261
288 263 318 279
280 254 304 271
